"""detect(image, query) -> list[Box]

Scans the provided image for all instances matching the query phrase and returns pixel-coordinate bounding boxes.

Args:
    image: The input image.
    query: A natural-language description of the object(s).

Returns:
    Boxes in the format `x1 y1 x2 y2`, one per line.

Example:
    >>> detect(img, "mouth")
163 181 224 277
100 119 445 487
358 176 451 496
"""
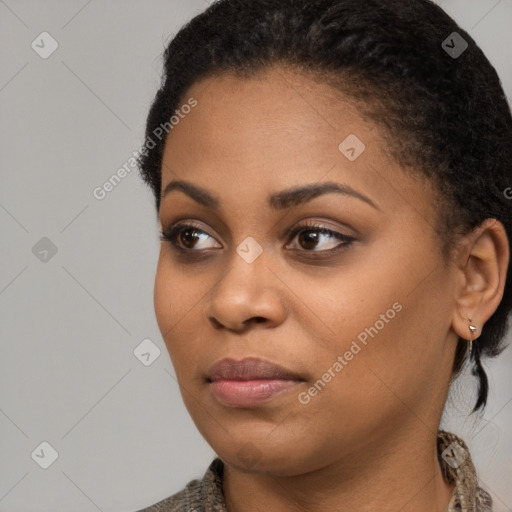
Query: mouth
207 357 305 407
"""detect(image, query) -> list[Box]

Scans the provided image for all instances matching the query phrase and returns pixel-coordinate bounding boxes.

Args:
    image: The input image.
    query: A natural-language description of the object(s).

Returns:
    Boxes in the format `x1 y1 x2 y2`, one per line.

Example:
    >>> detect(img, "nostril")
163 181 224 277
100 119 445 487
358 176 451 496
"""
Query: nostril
209 317 224 329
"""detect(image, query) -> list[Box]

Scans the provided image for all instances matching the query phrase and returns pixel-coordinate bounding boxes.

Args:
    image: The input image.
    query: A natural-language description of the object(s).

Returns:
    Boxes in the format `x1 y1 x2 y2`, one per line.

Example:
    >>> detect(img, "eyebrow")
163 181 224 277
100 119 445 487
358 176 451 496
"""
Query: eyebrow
161 179 380 211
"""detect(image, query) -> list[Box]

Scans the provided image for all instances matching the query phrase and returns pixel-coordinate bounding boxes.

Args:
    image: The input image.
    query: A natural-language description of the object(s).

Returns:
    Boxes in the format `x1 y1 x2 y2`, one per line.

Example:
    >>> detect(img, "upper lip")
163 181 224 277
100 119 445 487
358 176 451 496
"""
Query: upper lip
207 357 303 382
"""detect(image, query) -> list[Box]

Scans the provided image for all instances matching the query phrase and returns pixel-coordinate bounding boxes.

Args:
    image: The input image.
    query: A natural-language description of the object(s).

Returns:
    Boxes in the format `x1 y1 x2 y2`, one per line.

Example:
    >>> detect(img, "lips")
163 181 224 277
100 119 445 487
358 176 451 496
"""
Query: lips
207 357 305 407
207 357 303 382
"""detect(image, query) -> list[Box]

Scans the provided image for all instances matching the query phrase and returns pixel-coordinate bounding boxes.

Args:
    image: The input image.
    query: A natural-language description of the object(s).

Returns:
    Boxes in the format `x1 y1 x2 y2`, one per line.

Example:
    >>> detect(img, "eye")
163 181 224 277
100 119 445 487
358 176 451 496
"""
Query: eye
160 220 355 255
159 222 221 251
285 221 355 252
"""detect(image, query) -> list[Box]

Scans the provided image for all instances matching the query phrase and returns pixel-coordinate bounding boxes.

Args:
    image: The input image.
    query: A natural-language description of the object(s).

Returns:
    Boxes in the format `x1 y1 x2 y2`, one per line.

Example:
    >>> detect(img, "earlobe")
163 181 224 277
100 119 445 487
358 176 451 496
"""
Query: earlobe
451 218 509 342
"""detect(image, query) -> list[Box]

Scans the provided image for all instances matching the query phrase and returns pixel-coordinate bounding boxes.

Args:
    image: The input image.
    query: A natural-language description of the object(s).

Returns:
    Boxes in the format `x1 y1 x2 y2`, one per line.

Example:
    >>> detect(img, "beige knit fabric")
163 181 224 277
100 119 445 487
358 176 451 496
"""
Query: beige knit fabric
137 430 493 512
438 430 494 512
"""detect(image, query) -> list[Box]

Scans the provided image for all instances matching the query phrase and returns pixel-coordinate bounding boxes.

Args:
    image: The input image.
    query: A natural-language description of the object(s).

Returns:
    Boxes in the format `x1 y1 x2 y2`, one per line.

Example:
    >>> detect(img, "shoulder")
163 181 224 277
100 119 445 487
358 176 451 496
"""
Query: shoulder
135 458 226 512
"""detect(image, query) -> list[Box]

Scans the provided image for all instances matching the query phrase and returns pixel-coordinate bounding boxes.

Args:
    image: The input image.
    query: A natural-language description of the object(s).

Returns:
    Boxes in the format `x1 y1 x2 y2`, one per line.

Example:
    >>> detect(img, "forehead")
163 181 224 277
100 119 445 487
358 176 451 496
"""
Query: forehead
165 66 376 154
160 67 436 223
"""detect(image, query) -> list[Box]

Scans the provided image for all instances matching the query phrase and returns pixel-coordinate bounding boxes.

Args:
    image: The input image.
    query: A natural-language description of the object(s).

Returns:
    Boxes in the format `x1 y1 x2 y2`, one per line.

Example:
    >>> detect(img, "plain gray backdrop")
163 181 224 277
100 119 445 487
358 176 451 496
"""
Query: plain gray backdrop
0 1 511 511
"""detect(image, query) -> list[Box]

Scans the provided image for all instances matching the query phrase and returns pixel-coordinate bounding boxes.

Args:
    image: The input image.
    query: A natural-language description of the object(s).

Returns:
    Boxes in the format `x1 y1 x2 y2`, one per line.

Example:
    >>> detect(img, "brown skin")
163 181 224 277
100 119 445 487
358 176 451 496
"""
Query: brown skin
154 66 509 512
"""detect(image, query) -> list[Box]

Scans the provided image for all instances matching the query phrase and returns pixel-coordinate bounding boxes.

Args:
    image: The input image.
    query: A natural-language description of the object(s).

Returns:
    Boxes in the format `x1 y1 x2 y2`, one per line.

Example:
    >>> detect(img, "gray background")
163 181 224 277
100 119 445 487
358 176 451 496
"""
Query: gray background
0 1 511 511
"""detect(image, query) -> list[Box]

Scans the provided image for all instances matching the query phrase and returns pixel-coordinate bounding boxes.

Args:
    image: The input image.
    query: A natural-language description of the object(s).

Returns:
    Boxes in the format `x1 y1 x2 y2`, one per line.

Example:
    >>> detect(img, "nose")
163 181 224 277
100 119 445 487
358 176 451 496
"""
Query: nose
205 249 287 332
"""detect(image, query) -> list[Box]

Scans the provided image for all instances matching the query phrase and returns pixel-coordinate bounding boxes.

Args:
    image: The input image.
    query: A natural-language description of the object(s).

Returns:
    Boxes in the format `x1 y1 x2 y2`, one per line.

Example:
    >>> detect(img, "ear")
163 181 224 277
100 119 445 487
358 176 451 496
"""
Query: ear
452 218 510 341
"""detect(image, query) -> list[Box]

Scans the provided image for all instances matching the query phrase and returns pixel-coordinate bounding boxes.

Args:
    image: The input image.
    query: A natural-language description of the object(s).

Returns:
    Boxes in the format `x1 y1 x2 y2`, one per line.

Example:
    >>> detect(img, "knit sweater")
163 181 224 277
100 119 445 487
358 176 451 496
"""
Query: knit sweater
136 430 493 512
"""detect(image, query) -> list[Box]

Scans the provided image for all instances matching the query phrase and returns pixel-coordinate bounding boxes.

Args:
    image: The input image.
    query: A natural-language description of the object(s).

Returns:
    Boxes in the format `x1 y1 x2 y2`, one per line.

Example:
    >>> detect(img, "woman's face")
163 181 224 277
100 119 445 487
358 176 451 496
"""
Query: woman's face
154 67 460 475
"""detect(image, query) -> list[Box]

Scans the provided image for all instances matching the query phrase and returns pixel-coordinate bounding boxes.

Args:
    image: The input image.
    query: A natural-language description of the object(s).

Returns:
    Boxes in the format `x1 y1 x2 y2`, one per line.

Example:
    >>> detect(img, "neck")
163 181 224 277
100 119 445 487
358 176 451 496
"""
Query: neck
223 427 455 512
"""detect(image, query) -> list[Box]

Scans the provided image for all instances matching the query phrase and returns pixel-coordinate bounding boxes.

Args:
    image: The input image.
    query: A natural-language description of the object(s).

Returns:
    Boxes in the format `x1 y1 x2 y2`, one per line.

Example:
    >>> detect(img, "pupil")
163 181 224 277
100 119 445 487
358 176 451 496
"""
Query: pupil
300 230 318 250
182 229 199 248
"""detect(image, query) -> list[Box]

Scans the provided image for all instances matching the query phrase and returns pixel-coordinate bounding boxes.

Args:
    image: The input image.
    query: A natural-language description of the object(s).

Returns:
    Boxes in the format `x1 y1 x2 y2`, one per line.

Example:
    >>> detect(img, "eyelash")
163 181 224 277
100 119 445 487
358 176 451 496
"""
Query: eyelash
159 220 356 256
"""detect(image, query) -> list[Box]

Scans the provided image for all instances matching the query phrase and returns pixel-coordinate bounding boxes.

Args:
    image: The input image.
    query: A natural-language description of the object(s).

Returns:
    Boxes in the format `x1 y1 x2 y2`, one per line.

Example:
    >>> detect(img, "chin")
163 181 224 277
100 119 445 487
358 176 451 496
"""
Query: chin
212 436 323 476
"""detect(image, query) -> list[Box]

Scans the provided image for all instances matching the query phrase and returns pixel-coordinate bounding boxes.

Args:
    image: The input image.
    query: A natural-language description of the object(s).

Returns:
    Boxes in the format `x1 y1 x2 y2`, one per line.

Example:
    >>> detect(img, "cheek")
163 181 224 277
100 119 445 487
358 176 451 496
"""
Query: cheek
301 260 452 423
153 258 192 360
153 258 173 334
300 244 444 383
154 254 201 331
153 256 212 376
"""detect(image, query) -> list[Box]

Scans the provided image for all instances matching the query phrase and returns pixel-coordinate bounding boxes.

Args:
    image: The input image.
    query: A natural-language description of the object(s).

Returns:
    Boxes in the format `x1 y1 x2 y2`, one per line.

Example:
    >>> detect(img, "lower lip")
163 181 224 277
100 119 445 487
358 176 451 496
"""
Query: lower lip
209 379 302 407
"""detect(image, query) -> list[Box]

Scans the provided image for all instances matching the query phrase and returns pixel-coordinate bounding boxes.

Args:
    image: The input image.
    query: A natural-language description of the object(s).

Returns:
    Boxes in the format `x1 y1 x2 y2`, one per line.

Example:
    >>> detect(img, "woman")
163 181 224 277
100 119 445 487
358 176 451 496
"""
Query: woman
136 0 511 510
